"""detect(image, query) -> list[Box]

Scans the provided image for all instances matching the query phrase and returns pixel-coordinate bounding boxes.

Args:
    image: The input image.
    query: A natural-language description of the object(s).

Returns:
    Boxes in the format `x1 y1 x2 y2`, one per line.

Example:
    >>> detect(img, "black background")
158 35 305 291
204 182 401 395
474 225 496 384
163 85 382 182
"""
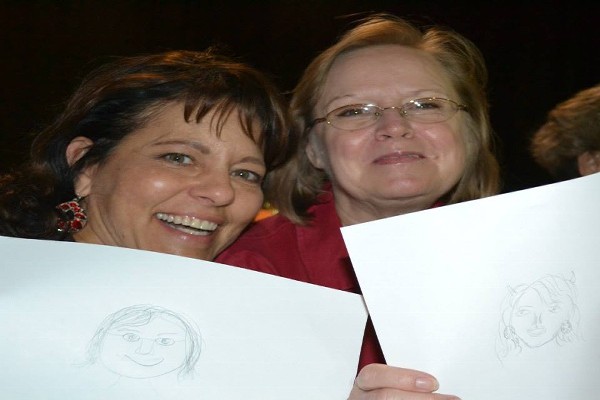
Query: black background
1 0 598 193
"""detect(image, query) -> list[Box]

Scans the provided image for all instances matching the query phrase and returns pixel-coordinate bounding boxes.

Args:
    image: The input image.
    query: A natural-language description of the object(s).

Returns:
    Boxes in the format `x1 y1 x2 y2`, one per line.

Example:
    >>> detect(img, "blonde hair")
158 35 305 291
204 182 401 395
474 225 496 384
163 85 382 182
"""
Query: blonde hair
267 14 500 224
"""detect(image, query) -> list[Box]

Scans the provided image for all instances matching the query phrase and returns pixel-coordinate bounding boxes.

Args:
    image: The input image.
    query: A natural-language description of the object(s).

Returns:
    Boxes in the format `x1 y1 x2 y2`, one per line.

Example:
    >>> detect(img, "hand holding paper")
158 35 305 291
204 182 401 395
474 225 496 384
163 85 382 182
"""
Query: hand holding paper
349 364 460 400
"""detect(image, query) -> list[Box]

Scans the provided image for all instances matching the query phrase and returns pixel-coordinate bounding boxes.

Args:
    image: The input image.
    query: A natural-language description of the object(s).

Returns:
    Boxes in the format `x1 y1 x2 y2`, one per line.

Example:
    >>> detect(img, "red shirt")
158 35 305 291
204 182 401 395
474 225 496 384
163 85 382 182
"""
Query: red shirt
216 189 385 372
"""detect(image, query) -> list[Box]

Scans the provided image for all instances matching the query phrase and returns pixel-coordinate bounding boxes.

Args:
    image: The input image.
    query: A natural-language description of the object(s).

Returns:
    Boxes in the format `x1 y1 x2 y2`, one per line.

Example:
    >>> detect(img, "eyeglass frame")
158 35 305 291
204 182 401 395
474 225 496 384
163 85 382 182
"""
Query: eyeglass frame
306 97 468 132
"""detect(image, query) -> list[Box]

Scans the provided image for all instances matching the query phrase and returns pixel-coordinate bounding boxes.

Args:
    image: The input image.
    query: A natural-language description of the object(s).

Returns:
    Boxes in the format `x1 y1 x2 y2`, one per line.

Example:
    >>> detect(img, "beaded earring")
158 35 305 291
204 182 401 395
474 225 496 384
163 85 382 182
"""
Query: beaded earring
56 196 87 233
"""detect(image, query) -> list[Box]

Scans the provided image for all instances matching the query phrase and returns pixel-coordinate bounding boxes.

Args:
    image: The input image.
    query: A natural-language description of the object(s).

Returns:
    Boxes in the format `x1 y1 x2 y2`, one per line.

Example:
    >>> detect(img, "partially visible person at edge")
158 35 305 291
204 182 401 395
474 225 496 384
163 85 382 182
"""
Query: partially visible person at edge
0 49 293 262
530 83 600 181
217 14 500 399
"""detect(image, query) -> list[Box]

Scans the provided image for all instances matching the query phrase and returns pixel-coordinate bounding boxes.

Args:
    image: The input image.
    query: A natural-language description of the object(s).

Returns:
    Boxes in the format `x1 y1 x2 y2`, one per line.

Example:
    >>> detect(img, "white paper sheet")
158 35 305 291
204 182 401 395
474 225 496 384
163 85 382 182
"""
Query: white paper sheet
0 237 367 400
342 173 600 399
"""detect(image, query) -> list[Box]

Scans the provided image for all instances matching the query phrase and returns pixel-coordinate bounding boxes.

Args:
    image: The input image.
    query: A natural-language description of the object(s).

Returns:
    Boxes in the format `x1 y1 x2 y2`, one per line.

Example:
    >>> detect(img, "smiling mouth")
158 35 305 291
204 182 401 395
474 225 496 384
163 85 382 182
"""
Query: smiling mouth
156 213 219 236
373 152 425 164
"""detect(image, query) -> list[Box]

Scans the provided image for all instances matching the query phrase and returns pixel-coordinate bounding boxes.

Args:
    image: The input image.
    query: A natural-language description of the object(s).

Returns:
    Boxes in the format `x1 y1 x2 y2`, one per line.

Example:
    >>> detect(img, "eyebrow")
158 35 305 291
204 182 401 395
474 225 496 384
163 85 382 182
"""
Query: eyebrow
153 139 265 167
237 155 266 167
115 328 141 332
323 89 450 109
153 139 210 155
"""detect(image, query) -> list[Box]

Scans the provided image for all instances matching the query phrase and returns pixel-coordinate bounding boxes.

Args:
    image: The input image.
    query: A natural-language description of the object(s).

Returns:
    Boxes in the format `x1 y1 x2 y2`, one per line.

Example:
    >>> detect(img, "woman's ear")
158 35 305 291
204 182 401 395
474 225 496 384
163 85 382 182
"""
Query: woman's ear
305 134 326 170
577 151 600 176
66 136 97 197
66 136 93 166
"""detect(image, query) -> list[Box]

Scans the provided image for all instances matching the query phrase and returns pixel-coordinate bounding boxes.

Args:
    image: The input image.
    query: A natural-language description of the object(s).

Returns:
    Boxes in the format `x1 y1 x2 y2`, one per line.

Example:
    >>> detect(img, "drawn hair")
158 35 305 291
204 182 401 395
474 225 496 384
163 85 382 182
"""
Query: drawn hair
85 304 202 378
496 272 580 359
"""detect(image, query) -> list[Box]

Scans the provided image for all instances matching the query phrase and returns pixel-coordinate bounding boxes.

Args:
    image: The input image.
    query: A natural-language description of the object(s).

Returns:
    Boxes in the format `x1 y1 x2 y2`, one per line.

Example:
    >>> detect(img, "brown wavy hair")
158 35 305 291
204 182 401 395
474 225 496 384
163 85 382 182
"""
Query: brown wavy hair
0 49 293 238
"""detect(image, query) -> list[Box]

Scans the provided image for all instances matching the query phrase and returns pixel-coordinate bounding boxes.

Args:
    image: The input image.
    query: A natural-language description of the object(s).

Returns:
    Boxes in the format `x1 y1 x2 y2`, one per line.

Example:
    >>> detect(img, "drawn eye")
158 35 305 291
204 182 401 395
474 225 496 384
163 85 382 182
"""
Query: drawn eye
155 337 176 346
548 305 561 313
163 153 193 165
122 333 140 342
516 309 530 316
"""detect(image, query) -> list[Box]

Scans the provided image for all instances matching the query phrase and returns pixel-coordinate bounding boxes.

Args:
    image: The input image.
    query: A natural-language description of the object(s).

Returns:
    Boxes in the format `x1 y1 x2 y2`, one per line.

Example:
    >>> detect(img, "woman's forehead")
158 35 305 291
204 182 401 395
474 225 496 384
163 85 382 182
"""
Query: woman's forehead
319 45 455 106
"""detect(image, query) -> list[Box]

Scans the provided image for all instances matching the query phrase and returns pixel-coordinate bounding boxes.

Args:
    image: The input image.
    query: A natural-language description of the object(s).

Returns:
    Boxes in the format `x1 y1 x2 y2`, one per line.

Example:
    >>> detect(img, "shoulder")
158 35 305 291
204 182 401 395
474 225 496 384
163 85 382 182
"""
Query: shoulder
215 213 297 274
235 212 297 240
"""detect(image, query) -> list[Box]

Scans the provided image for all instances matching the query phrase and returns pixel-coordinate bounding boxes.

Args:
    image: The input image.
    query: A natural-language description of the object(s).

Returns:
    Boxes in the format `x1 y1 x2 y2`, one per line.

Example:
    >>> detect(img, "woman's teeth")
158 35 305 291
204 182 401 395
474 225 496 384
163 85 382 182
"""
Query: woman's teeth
155 213 218 234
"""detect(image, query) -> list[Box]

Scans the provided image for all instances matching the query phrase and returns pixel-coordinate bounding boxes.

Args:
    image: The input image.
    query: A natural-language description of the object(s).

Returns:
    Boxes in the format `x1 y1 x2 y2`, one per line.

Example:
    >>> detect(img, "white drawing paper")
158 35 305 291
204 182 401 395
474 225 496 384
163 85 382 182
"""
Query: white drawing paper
341 173 600 399
0 237 367 400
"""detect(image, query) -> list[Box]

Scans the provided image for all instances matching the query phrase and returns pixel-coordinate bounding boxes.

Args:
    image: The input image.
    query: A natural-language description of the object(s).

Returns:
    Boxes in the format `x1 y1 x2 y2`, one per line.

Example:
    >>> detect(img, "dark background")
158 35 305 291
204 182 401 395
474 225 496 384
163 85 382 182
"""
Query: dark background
1 0 598 193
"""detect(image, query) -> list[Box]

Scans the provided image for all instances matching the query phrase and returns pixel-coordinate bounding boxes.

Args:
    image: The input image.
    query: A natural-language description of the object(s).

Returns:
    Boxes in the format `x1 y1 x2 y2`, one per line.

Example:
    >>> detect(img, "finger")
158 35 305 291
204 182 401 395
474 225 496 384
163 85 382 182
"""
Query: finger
348 386 461 400
354 364 440 392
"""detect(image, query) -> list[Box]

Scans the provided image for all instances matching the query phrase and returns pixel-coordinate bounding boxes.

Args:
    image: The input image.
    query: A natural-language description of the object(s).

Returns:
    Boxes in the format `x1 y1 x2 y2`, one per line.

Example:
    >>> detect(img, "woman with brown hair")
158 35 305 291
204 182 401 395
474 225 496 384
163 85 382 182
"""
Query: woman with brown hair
0 49 293 260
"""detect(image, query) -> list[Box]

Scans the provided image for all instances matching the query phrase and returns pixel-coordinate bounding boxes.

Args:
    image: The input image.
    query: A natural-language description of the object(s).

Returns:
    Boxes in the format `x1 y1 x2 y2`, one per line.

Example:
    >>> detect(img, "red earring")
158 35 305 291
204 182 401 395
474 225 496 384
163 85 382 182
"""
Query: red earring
56 196 87 233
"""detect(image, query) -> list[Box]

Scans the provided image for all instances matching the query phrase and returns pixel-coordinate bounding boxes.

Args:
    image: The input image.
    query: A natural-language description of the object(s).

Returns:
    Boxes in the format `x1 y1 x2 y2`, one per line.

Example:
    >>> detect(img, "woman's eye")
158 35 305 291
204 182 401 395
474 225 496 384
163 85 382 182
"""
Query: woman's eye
231 169 262 184
413 101 442 110
163 153 193 165
335 106 374 118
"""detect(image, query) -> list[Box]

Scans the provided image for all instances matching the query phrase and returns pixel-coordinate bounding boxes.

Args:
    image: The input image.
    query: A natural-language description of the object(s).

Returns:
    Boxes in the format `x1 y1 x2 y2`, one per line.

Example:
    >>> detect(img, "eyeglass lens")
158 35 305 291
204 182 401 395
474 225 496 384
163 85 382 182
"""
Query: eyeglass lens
326 98 462 130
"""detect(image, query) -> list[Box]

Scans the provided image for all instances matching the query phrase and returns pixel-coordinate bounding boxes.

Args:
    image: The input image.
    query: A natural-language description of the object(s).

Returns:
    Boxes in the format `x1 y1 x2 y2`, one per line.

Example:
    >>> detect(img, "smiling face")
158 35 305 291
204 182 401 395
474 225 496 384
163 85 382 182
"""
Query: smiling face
511 288 573 348
308 45 467 225
100 314 188 379
71 102 265 260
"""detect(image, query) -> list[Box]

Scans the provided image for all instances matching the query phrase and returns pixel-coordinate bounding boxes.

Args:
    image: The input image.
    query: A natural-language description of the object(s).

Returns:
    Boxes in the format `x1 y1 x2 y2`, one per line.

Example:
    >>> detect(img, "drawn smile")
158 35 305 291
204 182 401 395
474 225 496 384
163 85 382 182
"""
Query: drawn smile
526 327 547 337
124 355 164 366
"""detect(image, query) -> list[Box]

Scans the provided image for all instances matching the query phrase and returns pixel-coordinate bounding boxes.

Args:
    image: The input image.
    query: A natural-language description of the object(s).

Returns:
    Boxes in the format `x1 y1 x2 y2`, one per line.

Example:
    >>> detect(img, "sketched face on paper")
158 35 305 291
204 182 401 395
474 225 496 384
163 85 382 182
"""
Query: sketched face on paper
510 288 573 348
100 315 188 378
86 305 201 379
496 273 580 361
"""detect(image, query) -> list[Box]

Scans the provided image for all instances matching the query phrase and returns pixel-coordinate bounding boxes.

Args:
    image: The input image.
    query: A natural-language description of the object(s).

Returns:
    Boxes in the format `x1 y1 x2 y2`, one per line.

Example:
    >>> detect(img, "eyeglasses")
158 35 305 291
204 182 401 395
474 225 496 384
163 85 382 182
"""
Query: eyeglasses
307 97 467 131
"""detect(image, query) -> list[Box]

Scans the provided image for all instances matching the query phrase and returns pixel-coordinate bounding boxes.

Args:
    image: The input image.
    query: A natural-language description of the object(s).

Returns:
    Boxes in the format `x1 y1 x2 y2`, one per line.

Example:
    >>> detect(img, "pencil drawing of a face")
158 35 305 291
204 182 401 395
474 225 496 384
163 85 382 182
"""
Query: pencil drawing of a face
510 286 574 348
100 313 188 378
496 273 580 360
86 305 201 379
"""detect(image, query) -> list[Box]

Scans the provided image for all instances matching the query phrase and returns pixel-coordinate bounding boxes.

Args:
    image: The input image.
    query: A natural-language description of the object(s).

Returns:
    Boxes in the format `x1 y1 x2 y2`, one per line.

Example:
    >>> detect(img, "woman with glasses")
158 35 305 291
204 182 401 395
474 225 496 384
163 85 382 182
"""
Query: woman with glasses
217 14 500 399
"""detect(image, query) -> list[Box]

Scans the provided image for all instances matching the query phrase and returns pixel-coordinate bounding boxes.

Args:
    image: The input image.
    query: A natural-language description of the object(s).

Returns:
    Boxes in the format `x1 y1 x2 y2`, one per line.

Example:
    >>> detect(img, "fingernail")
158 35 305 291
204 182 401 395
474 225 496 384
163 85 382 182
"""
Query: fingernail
415 376 439 390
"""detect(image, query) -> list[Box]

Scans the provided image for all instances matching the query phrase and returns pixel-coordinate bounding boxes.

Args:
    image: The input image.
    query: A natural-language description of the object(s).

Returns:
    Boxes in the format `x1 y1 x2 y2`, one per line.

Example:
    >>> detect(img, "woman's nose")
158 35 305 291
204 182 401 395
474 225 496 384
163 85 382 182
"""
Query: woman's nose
189 170 235 206
373 109 414 140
